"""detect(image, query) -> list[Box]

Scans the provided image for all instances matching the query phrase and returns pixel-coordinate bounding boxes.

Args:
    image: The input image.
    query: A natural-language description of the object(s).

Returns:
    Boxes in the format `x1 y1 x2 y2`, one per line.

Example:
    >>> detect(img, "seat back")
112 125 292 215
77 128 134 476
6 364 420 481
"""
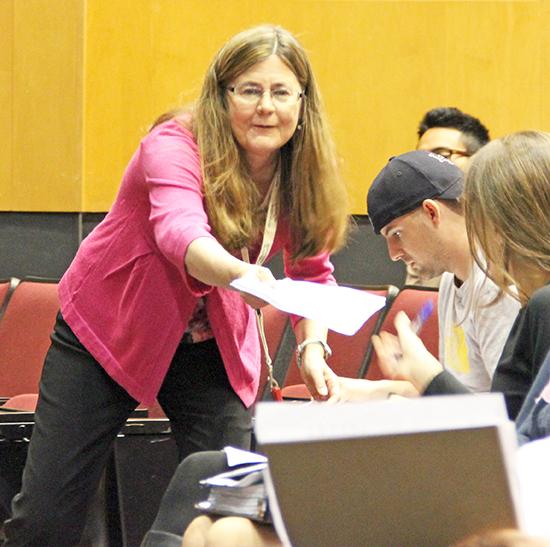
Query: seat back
0 278 20 322
0 393 39 412
0 280 9 308
282 285 399 389
366 285 439 380
0 278 60 397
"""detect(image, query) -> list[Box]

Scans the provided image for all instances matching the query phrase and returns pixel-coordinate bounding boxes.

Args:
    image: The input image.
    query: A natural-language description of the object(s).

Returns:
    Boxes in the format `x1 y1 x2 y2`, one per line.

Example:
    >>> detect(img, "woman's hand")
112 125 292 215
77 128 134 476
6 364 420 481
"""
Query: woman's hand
371 311 443 393
234 265 276 309
299 343 340 401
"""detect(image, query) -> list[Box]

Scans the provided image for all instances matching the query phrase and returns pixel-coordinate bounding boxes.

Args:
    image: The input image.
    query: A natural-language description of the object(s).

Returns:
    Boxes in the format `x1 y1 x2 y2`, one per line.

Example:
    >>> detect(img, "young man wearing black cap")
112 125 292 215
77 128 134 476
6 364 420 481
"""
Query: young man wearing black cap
367 151 519 392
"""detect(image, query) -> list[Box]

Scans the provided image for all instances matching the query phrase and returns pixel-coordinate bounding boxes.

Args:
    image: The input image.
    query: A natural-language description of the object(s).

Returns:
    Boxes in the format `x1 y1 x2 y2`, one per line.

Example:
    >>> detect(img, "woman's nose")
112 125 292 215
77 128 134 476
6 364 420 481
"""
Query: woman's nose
256 91 276 112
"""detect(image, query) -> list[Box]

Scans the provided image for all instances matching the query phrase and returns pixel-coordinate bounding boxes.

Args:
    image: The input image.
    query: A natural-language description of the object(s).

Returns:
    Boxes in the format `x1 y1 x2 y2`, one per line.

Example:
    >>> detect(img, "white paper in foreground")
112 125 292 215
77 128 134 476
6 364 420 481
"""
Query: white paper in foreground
516 436 550 537
254 392 512 444
230 276 386 335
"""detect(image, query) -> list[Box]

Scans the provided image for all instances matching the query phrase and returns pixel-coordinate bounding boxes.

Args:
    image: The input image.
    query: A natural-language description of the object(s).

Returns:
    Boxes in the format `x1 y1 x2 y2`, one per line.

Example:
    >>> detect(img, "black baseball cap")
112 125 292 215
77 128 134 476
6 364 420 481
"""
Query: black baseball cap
367 150 464 234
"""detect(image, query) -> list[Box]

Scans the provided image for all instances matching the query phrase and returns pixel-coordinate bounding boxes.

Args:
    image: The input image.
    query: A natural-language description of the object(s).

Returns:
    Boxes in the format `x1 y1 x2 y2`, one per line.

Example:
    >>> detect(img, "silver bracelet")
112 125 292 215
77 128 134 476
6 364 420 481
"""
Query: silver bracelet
296 339 332 368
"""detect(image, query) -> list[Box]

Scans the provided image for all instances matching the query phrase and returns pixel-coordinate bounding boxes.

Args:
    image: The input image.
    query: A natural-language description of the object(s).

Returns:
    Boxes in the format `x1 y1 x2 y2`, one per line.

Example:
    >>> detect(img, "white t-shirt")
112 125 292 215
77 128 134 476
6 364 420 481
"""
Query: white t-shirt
438 263 521 392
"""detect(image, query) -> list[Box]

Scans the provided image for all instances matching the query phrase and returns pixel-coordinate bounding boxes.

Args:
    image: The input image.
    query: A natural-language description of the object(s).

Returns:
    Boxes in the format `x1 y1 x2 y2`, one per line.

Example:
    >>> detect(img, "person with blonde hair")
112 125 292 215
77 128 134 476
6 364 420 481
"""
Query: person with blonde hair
373 131 550 422
3 24 349 546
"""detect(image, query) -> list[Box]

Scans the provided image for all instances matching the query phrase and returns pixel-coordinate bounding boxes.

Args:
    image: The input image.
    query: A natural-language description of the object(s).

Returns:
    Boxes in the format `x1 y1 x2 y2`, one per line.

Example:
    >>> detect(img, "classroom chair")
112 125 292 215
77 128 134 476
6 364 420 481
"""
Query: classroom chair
0 393 39 412
0 278 20 323
0 277 59 400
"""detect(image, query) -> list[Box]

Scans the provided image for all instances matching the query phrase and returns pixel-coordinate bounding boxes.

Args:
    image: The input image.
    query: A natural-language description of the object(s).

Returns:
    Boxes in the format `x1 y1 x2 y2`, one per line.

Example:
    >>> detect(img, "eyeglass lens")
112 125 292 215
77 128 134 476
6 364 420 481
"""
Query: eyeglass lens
228 84 301 105
430 147 469 159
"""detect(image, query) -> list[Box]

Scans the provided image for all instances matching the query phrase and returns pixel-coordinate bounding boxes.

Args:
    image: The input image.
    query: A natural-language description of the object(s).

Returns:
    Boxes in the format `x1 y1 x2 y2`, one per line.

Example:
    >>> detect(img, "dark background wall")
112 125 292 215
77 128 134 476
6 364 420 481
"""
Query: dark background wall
0 213 405 287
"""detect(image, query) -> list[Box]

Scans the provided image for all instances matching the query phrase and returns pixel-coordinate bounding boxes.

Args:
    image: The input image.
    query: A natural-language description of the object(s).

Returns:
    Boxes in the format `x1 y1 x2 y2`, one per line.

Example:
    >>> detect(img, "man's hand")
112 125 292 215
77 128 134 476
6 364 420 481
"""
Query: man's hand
372 311 443 392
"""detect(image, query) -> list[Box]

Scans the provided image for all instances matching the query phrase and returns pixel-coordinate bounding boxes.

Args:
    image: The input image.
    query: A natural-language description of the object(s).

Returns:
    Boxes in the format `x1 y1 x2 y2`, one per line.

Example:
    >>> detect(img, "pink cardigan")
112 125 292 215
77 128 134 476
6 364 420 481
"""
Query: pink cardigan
59 120 335 407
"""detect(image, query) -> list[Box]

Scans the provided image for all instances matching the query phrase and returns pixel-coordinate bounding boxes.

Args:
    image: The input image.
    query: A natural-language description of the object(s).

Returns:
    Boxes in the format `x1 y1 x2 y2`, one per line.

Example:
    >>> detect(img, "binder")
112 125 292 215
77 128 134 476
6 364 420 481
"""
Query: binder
195 463 271 523
254 394 521 547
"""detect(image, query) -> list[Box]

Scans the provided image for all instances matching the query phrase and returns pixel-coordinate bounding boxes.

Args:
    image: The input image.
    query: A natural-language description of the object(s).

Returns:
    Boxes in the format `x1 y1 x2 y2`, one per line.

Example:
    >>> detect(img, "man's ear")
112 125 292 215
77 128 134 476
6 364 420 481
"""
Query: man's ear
421 199 442 226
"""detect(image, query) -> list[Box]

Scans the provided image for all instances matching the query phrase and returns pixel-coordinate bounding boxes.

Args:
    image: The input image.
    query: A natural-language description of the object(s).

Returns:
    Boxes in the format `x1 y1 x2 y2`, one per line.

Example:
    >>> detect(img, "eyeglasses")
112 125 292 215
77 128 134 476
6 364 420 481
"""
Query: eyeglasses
430 147 470 160
226 83 303 107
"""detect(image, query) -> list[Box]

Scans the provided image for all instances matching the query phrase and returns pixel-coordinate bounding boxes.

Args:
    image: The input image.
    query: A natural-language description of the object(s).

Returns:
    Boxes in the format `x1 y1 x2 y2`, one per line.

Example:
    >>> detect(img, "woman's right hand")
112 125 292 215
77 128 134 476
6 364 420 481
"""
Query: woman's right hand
233 265 276 309
371 311 443 393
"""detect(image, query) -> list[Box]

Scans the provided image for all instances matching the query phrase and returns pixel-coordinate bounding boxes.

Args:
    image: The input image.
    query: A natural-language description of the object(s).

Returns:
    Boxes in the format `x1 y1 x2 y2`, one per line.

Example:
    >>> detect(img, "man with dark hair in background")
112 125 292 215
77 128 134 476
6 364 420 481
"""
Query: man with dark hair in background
408 107 490 286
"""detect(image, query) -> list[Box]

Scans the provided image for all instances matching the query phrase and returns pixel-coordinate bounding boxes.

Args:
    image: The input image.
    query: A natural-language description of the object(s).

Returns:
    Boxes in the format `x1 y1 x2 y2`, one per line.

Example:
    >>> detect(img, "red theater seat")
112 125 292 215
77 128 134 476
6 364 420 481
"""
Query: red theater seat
0 278 59 397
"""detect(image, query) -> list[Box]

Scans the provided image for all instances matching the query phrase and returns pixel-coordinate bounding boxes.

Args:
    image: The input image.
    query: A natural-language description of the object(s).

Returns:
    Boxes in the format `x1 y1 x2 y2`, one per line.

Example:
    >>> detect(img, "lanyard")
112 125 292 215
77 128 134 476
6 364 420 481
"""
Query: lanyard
241 173 282 401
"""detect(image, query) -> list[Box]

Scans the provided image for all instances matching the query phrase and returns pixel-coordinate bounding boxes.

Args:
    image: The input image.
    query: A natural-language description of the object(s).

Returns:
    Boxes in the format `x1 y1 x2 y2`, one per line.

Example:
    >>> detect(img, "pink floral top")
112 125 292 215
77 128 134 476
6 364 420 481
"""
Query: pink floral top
183 298 214 343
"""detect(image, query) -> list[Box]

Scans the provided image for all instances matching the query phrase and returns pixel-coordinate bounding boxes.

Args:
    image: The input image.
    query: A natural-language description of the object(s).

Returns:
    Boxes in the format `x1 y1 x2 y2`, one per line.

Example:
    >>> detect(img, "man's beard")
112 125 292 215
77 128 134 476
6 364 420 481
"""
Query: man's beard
409 261 444 281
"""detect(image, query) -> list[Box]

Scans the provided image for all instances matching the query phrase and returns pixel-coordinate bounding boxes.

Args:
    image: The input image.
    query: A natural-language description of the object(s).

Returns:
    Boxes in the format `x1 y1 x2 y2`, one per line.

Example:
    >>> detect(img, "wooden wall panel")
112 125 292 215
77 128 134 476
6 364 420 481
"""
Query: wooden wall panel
82 0 550 214
83 0 154 211
9 0 83 211
313 2 545 212
540 0 550 126
81 0 329 210
2 0 549 213
0 1 14 207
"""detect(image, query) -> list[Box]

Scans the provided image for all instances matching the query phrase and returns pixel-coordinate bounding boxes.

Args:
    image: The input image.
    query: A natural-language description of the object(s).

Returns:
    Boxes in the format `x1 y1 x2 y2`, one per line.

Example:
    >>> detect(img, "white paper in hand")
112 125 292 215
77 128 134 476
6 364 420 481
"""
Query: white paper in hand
230 276 386 335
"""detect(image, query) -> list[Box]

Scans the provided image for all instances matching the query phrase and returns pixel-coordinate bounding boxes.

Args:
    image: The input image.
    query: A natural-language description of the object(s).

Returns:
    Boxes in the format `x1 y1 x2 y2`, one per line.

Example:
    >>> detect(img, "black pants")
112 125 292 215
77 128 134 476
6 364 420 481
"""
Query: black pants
141 451 230 547
3 314 252 546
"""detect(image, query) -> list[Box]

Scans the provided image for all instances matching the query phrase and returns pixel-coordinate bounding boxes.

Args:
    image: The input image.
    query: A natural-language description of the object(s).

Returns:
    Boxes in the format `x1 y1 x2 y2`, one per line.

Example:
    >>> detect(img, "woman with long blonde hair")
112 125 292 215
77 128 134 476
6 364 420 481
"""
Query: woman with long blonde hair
374 131 550 421
3 25 349 546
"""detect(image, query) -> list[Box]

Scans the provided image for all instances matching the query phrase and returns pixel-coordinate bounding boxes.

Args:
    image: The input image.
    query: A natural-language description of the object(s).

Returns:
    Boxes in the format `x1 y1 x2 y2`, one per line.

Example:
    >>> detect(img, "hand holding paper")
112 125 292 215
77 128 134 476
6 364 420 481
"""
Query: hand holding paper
230 276 386 336
233 266 277 309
